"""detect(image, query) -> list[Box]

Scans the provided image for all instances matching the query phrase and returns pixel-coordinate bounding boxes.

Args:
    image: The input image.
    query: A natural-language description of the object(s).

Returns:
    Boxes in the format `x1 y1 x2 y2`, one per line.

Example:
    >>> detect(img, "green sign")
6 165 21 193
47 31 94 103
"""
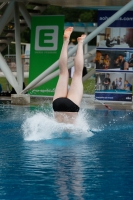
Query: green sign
29 15 64 96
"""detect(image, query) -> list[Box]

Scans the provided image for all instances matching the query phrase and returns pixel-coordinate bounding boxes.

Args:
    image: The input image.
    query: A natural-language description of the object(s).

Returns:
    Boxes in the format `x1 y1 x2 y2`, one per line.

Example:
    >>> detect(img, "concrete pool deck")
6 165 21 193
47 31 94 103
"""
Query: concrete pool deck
0 95 133 110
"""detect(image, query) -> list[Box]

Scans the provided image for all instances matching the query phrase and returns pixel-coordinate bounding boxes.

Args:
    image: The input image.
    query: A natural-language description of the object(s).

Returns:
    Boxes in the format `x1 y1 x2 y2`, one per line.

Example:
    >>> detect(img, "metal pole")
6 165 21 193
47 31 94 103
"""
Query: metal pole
8 44 10 57
0 53 19 93
22 49 96 93
84 26 88 66
14 2 23 93
19 2 31 28
0 1 14 35
68 0 133 56
82 68 95 82
23 0 133 93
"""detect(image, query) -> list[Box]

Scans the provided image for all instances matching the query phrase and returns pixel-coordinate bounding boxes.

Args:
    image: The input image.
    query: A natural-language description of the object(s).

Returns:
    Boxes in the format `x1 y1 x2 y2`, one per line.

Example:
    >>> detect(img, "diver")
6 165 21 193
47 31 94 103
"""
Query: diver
52 27 86 124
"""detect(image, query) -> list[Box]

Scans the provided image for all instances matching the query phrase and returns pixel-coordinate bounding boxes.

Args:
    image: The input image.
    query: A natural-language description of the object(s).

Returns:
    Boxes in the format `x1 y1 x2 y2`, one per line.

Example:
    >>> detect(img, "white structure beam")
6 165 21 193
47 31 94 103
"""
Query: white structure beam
22 49 96 93
14 2 23 93
82 68 95 82
19 2 31 28
0 1 14 35
0 53 19 93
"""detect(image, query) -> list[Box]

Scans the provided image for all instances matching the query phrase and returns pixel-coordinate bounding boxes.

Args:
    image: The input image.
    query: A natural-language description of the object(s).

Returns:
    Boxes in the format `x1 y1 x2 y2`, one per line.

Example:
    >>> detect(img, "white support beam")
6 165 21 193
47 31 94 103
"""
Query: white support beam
0 1 14 35
23 0 133 93
7 8 14 25
22 49 96 93
0 53 19 93
19 2 31 28
14 2 23 93
82 68 95 82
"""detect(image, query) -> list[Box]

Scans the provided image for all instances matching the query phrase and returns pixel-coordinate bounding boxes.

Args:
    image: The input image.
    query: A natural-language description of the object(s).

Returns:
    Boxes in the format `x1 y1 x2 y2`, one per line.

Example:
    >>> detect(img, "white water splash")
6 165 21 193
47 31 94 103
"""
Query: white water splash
22 110 93 141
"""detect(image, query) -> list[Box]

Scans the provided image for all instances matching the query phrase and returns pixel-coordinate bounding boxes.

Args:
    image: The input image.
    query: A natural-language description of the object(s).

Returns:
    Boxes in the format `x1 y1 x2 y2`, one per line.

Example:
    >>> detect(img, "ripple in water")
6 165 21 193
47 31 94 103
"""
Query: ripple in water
22 110 93 141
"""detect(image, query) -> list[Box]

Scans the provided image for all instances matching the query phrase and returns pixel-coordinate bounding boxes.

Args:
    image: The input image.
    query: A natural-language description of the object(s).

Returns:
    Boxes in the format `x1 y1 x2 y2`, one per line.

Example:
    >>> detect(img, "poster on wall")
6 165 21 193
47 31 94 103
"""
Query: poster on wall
95 10 133 102
29 15 64 96
95 72 132 102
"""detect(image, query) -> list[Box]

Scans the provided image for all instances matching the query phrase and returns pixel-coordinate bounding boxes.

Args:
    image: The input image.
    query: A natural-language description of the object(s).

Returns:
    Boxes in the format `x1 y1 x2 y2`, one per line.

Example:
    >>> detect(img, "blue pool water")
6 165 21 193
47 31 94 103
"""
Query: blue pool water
0 104 133 200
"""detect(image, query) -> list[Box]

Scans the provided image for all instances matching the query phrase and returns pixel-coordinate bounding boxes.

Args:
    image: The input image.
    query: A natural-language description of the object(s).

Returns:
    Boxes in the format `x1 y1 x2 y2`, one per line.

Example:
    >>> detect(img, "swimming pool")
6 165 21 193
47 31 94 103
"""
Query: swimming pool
0 104 133 200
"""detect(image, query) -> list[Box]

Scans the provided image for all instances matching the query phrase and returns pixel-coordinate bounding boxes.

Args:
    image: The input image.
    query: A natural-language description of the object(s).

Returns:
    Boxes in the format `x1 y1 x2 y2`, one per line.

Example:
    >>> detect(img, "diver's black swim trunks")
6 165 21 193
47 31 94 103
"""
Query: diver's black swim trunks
53 97 79 112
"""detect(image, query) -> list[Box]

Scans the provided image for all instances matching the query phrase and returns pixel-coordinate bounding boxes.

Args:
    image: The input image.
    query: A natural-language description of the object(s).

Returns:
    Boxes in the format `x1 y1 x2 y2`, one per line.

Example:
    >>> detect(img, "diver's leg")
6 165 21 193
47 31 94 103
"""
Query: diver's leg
53 27 73 101
67 34 86 106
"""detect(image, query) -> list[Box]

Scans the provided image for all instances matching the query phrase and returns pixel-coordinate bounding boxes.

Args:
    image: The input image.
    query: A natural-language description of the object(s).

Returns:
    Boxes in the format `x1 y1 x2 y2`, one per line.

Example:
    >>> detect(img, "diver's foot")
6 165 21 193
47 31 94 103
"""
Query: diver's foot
64 27 73 41
77 34 86 43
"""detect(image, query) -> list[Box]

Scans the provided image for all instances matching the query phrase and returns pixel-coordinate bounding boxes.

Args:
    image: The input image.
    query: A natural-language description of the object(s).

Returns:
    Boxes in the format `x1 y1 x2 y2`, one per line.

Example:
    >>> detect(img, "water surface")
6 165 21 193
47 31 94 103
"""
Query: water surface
0 105 133 200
